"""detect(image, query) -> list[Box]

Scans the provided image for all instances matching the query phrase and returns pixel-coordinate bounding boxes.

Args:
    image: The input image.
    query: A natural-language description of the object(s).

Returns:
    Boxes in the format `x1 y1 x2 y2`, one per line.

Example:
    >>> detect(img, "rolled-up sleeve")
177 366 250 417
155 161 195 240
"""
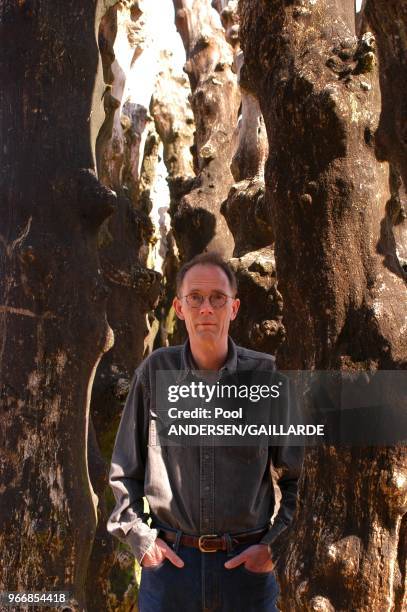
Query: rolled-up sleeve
106 369 158 563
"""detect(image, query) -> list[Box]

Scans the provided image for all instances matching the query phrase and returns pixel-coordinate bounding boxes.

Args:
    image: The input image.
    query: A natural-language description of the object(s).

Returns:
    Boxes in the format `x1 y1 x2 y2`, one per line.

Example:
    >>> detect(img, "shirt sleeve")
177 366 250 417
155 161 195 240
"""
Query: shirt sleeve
106 369 158 563
260 374 303 548
260 444 303 547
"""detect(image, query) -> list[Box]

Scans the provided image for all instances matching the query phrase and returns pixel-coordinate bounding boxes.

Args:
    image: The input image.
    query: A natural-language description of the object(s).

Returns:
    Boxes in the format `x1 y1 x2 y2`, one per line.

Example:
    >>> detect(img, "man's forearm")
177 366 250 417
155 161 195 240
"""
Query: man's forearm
107 505 158 564
107 370 155 563
264 444 304 547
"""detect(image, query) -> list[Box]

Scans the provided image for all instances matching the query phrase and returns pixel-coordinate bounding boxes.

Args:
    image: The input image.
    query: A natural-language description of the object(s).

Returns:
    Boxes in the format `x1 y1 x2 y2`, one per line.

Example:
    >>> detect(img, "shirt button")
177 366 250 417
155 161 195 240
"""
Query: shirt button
204 485 210 491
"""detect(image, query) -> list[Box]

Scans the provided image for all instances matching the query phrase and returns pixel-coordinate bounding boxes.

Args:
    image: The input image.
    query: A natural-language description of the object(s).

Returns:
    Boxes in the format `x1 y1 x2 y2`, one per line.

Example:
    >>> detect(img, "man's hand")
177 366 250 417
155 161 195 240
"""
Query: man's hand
141 537 184 568
224 544 274 573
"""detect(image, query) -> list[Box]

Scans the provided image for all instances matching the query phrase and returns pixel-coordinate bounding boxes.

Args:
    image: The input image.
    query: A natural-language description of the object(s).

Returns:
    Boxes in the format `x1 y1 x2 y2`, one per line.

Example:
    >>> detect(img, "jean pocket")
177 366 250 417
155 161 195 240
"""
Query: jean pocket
239 564 274 578
142 558 168 572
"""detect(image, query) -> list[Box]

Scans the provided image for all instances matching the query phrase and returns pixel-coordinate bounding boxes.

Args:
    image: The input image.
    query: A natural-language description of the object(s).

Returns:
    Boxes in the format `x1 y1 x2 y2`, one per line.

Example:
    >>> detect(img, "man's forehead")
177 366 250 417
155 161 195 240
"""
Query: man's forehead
182 264 230 290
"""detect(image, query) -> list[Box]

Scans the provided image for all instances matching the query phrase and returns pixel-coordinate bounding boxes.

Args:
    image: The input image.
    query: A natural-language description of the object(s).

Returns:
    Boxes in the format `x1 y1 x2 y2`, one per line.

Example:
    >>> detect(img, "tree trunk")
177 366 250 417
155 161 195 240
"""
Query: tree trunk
0 1 115 610
88 2 162 608
239 0 407 609
216 2 283 354
151 48 195 187
364 0 407 276
150 43 196 346
220 7 271 258
172 0 240 260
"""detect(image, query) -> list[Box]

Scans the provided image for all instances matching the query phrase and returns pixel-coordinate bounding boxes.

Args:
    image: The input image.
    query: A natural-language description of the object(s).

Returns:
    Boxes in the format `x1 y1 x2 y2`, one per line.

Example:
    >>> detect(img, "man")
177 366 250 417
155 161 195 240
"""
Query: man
107 252 302 611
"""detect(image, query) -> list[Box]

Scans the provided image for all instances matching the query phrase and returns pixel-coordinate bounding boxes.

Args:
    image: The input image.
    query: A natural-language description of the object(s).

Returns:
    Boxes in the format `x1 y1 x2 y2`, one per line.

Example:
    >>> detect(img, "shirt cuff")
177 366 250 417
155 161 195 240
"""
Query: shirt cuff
125 526 159 564
259 519 288 547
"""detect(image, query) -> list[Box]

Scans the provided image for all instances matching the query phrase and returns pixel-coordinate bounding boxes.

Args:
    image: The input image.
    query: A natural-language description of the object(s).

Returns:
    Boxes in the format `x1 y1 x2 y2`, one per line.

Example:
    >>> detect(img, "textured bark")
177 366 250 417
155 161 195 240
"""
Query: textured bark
85 417 113 610
217 2 282 353
97 0 159 203
151 48 195 186
88 2 162 608
86 188 160 610
240 0 407 610
221 4 272 258
229 249 285 354
221 46 271 258
172 0 240 260
217 0 239 48
356 1 368 37
0 1 115 610
357 0 407 277
150 45 195 346
364 0 407 275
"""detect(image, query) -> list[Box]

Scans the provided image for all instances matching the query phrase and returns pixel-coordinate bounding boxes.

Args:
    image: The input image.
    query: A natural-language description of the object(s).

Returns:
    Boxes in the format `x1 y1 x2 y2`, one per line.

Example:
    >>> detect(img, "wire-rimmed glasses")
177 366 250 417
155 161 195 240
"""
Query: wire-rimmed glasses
180 292 235 309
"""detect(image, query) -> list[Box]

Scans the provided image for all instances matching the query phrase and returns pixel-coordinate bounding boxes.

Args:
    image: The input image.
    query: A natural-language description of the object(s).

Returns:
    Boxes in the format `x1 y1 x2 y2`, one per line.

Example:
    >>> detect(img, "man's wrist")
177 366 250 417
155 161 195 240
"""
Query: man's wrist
259 520 288 546
139 539 155 565
127 527 158 564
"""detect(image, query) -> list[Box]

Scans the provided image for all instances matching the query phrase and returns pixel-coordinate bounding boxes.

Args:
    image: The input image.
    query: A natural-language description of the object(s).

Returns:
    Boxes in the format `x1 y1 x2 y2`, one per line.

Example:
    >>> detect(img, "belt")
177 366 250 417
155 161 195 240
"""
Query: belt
159 527 268 553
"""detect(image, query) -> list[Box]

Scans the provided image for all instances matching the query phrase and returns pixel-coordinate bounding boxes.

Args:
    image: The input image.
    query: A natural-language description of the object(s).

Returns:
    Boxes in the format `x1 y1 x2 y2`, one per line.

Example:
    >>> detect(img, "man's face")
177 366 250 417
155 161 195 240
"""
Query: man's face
173 264 240 347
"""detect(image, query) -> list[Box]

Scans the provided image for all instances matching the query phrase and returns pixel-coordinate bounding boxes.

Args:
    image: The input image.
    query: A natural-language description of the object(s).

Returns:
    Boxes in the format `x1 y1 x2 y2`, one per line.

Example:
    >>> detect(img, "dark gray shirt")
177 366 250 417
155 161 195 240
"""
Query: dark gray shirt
107 337 302 562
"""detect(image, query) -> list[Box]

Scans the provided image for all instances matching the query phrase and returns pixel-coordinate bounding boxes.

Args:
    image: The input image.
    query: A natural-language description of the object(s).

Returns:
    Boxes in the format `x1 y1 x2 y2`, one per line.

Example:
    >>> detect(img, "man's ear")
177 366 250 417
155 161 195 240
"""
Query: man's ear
230 298 240 321
173 296 185 320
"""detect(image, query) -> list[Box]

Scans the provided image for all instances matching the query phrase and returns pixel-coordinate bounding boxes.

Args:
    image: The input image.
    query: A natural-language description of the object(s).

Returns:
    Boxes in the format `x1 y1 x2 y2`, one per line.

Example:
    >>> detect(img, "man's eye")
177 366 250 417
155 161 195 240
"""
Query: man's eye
211 293 227 305
189 293 202 302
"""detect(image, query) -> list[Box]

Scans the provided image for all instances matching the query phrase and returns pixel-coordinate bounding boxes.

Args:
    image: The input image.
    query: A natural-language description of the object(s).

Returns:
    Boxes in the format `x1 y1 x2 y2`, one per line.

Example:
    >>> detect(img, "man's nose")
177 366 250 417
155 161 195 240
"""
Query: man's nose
199 296 214 313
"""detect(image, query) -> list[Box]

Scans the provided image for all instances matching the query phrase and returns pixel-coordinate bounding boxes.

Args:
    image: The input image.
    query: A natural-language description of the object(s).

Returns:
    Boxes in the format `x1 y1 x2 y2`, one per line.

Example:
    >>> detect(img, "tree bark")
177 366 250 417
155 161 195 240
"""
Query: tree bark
0 1 115 609
88 2 162 608
216 2 284 353
150 44 196 346
220 4 272 258
96 0 160 204
172 0 240 260
172 0 284 354
151 48 195 187
364 0 407 276
239 0 407 609
229 248 285 354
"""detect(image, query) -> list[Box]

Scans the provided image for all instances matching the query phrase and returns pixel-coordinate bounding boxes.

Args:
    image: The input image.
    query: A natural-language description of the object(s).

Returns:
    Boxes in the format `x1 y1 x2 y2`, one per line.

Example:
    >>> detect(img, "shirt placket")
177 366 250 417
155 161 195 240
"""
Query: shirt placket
200 369 230 535
200 439 215 534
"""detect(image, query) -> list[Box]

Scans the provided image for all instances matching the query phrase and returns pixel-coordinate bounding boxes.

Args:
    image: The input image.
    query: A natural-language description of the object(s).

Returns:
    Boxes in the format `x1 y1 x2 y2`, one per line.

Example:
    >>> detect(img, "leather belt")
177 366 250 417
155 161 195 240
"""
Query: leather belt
159 527 268 553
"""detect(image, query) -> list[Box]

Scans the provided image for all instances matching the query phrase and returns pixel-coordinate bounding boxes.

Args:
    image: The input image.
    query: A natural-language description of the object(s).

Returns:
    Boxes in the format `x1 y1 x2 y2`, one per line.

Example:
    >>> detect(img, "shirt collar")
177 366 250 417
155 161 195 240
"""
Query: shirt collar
177 336 238 383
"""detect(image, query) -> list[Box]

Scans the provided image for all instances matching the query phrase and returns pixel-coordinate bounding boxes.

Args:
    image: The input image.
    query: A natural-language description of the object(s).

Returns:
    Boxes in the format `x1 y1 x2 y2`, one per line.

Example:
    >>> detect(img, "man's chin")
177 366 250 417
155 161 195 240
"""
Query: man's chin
195 326 218 336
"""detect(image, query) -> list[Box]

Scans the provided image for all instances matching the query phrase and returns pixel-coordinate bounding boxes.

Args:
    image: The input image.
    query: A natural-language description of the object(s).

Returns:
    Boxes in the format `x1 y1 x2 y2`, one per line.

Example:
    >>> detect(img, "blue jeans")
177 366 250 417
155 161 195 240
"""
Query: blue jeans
138 543 279 612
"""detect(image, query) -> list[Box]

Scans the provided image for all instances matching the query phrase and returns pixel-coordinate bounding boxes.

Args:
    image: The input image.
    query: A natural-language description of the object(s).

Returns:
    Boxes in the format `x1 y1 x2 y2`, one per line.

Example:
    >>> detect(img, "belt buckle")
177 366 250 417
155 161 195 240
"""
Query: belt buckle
198 534 219 553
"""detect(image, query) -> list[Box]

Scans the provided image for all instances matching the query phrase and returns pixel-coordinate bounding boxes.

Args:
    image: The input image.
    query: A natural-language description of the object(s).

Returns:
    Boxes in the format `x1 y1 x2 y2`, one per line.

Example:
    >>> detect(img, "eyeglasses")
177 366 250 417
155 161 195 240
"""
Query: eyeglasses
179 292 235 309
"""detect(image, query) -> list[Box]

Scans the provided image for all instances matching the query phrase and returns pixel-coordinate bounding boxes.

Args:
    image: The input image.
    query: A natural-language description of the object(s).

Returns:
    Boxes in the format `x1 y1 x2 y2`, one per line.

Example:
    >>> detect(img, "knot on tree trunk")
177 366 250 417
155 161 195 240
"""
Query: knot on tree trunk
73 169 117 228
380 467 407 514
308 595 335 612
221 179 272 255
323 535 361 583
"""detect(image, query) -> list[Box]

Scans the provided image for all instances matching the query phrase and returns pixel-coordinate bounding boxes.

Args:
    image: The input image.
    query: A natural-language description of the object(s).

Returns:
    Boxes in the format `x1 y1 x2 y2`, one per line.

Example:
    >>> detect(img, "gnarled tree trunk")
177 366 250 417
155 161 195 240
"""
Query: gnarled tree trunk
365 0 407 277
88 2 162 608
0 1 115 609
150 44 195 346
172 0 240 260
239 0 407 610
218 1 284 353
